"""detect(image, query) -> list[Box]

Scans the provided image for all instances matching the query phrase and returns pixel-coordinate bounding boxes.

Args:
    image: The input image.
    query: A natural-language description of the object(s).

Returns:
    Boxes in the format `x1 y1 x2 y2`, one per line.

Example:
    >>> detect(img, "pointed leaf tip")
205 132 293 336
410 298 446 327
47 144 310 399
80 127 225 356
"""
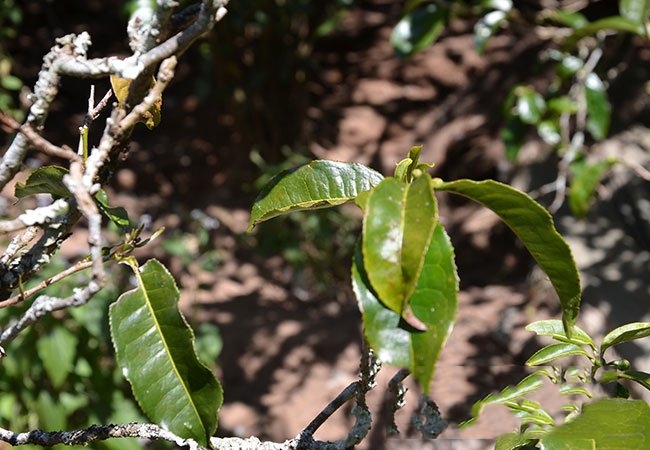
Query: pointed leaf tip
109 259 222 446
248 160 383 231
435 179 581 334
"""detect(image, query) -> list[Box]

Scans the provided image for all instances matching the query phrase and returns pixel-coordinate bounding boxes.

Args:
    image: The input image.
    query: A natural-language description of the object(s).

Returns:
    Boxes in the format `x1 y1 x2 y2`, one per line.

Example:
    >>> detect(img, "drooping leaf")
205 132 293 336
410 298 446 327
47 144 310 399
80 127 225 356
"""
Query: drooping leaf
352 224 458 393
434 179 581 335
248 160 383 231
525 319 595 349
109 259 222 446
362 175 438 324
461 372 544 428
14 166 70 199
568 157 615 218
584 73 611 140
95 189 132 231
600 322 650 356
391 4 450 58
526 343 591 366
620 0 650 25
36 326 78 389
540 399 650 449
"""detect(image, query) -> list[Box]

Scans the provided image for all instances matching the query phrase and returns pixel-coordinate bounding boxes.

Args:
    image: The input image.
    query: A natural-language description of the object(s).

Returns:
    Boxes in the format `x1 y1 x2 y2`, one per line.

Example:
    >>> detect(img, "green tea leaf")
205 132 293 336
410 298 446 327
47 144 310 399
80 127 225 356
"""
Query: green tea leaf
248 160 383 231
391 4 450 58
584 73 611 140
95 189 132 231
540 399 650 449
435 179 581 335
601 322 650 356
461 372 544 428
362 175 438 324
352 224 458 393
14 166 71 199
36 326 78 389
526 343 591 366
109 259 222 446
526 319 595 349
618 370 650 391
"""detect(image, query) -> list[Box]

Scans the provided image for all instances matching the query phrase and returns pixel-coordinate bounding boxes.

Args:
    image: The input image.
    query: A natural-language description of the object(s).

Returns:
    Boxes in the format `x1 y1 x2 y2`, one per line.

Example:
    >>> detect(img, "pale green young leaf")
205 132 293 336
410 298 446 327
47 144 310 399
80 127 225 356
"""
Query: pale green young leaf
526 320 595 349
461 372 544 428
526 343 591 366
601 322 650 356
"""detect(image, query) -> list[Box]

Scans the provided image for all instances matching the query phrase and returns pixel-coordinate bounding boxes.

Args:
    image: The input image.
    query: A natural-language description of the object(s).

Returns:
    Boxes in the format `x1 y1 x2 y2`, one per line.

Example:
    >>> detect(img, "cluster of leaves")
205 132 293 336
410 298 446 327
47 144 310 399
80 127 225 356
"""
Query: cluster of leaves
463 319 650 449
7 165 223 447
249 146 581 394
0 259 147 450
391 0 650 217
249 145 650 447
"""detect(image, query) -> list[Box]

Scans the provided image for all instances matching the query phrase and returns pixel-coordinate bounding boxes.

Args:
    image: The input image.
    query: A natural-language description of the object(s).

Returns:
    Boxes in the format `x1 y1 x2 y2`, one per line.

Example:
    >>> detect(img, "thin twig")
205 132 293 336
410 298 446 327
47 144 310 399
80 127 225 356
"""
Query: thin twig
0 113 80 162
0 259 94 309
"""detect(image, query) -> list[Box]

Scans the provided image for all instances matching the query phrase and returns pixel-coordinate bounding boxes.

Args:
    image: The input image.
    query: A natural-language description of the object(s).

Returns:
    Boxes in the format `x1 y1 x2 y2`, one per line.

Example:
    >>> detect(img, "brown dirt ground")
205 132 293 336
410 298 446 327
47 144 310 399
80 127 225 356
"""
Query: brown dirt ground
2 1 650 449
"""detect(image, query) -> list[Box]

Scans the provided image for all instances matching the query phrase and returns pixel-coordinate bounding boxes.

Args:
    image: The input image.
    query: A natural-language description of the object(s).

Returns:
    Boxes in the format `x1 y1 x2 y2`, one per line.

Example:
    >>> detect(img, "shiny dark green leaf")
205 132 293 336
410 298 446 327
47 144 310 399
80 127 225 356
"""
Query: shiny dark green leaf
14 166 70 199
434 179 581 335
526 343 591 366
95 189 132 231
248 160 383 231
391 4 450 58
109 259 222 446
